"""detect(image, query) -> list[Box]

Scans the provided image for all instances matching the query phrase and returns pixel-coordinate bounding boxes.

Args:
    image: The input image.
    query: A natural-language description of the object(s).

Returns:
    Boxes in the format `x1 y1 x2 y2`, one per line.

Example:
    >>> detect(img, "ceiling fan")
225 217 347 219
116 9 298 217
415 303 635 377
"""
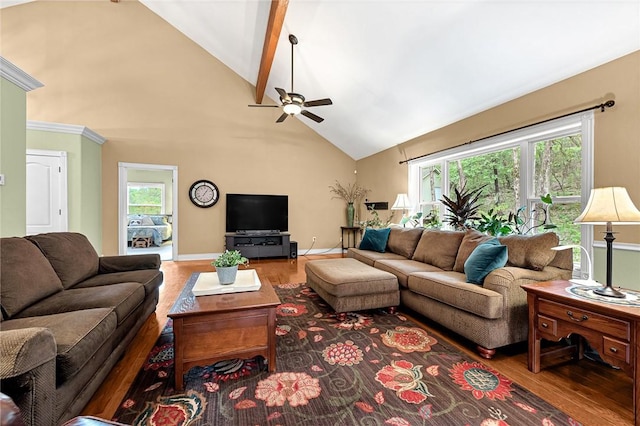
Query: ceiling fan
249 34 332 123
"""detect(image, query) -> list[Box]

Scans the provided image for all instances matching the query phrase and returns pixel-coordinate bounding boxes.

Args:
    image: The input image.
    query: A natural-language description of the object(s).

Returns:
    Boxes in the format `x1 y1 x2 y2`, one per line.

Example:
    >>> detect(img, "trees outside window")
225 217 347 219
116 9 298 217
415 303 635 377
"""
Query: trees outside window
128 183 165 214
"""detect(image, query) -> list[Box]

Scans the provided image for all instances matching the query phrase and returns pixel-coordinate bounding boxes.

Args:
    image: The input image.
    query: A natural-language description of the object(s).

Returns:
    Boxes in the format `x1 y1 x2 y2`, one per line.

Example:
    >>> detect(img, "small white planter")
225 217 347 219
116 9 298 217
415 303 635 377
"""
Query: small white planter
216 265 238 285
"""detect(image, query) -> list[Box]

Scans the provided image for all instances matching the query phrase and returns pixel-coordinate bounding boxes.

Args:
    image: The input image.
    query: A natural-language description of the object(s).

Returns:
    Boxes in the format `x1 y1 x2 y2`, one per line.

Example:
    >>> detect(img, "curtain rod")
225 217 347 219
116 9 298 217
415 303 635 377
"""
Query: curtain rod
398 100 615 165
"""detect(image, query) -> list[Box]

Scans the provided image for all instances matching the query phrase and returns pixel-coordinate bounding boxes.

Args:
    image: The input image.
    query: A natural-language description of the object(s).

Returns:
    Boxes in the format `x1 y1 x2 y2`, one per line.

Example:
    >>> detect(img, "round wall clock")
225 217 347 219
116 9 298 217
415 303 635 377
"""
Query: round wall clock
189 180 219 208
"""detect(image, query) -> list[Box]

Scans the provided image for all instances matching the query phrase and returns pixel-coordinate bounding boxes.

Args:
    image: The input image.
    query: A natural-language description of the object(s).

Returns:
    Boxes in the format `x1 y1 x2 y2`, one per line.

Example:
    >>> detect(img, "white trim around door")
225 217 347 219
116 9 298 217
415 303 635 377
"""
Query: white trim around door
118 162 178 260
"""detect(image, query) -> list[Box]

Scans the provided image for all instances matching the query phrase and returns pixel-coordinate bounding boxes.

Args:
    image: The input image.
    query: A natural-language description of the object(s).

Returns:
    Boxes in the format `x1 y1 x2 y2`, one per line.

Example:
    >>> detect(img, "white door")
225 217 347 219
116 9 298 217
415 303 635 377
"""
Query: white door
26 150 68 235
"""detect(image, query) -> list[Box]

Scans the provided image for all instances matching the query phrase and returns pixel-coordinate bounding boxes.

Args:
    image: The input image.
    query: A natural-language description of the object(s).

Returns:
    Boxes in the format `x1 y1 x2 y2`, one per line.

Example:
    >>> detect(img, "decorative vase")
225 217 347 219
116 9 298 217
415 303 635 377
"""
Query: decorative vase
216 265 238 285
346 202 355 227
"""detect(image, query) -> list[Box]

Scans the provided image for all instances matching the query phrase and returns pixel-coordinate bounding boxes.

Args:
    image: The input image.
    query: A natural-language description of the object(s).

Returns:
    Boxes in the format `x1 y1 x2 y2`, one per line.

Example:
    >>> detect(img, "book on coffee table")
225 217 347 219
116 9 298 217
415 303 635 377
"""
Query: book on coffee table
192 269 261 296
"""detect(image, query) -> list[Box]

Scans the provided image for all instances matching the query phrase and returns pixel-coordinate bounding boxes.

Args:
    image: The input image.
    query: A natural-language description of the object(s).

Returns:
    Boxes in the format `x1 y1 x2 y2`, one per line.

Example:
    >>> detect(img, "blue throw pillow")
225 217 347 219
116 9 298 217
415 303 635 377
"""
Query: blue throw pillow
464 239 508 285
358 227 391 253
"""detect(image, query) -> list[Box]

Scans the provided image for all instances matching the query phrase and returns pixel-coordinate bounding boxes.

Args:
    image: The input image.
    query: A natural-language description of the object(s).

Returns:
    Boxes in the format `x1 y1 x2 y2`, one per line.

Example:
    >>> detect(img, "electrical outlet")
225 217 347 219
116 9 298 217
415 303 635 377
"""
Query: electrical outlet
339 237 343 242
312 236 316 242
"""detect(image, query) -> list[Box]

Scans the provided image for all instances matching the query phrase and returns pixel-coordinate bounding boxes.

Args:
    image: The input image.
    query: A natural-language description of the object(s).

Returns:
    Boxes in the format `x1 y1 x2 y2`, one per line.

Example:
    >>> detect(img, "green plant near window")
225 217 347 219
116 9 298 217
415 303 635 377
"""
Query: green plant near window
509 193 557 235
212 250 249 268
360 205 392 229
475 209 513 236
440 184 486 230
422 209 441 229
400 212 423 228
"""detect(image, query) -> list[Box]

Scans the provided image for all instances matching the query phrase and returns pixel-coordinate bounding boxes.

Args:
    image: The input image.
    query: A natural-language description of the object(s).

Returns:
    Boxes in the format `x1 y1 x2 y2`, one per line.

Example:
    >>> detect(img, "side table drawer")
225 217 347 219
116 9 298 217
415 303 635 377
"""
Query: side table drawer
538 299 630 341
537 314 558 337
602 336 631 364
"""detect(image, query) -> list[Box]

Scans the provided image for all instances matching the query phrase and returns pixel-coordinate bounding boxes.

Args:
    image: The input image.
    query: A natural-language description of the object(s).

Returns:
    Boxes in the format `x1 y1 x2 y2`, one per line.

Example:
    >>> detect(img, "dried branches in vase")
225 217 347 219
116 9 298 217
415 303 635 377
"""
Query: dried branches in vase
329 181 370 227
328 180 370 204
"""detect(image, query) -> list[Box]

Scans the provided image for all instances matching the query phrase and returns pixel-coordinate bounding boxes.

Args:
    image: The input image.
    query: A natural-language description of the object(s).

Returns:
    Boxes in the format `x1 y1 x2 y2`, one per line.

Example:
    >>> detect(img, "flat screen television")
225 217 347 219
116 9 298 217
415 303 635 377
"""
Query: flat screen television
226 194 288 233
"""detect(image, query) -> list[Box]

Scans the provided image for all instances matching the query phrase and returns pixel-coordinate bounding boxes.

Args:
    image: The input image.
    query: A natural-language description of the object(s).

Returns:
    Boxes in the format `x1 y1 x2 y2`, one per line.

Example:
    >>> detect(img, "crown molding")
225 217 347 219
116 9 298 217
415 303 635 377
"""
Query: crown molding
27 120 107 145
0 57 43 91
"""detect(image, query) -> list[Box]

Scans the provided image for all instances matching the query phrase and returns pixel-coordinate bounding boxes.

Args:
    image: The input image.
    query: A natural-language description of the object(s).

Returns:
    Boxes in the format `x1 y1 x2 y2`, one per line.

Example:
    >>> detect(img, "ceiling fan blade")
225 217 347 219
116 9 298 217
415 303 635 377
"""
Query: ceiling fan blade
301 109 324 123
275 87 290 101
276 112 289 123
304 98 332 107
248 104 280 108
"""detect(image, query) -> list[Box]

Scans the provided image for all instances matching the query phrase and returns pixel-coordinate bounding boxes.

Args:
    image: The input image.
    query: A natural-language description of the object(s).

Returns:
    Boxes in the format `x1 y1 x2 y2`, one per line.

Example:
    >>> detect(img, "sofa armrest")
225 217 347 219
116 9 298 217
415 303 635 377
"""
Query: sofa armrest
485 266 571 289
1 328 56 379
483 265 572 310
1 328 57 426
99 254 161 273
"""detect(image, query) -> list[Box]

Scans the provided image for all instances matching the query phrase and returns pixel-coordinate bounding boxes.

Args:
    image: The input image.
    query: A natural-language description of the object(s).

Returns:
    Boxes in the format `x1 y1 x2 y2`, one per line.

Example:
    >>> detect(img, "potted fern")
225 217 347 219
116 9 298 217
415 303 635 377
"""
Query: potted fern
212 250 249 285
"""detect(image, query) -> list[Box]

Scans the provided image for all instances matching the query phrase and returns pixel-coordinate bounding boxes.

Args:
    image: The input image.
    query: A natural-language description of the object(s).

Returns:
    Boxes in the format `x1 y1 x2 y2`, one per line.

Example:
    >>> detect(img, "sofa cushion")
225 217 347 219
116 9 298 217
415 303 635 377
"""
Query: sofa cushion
387 226 424 258
453 229 494 272
374 259 442 288
347 248 406 266
0 309 117 385
359 228 391 253
411 230 464 271
464 239 508 285
407 271 504 319
26 233 99 289
14 282 145 325
75 269 163 298
0 238 64 319
498 232 559 271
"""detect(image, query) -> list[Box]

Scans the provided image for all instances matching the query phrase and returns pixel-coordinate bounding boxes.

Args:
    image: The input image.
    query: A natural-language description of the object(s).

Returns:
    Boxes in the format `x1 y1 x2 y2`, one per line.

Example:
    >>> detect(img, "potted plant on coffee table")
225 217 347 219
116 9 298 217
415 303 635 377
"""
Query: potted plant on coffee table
212 250 249 285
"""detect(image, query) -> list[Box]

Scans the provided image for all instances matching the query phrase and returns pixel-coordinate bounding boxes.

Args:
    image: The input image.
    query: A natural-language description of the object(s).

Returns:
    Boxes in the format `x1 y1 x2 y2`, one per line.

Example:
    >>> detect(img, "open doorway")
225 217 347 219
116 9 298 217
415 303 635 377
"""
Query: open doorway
118 162 178 261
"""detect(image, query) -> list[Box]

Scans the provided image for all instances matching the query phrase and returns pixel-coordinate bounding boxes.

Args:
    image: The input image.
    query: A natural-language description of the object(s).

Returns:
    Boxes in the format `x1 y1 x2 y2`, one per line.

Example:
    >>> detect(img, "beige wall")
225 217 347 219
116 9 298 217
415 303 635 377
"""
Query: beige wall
357 51 640 288
1 1 356 255
0 77 27 237
26 130 103 250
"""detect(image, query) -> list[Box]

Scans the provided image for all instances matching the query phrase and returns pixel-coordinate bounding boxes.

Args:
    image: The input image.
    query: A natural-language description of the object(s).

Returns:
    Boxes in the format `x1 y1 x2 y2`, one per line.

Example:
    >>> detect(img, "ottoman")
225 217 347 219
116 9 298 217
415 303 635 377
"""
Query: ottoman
305 258 399 318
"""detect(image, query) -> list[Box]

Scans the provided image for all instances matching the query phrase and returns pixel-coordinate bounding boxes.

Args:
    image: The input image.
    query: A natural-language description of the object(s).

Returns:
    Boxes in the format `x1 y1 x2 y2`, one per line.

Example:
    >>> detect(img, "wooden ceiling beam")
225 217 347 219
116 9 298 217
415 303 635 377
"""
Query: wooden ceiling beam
255 0 289 104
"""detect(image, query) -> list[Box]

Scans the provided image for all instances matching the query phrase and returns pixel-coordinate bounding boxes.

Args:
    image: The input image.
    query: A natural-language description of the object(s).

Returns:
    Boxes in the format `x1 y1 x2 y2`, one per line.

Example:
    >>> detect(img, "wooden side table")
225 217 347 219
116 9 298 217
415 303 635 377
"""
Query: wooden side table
340 226 361 252
522 280 640 424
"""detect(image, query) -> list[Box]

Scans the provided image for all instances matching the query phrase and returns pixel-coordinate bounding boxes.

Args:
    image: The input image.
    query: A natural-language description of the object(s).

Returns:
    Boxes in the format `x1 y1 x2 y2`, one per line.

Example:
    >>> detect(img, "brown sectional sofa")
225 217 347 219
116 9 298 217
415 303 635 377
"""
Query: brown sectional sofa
347 226 573 358
0 232 163 426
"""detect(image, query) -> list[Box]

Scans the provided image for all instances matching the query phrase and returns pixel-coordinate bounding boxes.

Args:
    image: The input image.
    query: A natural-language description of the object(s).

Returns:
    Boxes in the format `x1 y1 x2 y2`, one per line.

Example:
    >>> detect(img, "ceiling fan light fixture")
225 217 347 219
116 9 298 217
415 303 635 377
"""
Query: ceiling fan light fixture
283 103 302 115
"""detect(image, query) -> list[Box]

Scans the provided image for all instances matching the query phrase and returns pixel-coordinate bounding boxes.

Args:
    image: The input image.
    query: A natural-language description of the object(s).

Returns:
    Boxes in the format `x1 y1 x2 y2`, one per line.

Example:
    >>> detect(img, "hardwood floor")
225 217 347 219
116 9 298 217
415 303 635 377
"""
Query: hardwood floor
82 255 633 425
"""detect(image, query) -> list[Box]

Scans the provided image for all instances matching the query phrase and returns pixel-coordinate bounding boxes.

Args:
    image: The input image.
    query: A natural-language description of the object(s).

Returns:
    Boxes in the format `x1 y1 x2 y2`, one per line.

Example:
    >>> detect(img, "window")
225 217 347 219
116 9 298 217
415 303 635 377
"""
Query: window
409 113 594 277
127 183 165 214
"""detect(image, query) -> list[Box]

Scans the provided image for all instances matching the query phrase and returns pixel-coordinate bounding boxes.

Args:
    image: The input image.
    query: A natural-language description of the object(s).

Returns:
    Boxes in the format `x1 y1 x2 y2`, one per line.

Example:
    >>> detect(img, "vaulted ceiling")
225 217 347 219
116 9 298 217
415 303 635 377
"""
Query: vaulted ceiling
5 1 640 160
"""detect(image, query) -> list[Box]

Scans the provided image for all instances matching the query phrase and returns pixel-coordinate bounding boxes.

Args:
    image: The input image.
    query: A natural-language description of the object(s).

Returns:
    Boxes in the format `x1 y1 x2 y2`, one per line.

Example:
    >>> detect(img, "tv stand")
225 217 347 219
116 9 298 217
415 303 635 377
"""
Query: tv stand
225 232 292 259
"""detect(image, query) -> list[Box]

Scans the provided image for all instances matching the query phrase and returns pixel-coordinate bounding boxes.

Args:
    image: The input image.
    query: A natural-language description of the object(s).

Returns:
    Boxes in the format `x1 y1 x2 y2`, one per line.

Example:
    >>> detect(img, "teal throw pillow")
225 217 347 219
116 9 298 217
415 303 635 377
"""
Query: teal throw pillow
464 238 508 285
359 227 391 253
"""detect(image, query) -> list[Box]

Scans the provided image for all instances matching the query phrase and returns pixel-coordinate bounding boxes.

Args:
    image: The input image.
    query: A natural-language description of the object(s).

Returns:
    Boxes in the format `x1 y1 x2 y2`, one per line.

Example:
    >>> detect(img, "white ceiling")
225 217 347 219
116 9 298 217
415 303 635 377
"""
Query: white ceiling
6 1 640 160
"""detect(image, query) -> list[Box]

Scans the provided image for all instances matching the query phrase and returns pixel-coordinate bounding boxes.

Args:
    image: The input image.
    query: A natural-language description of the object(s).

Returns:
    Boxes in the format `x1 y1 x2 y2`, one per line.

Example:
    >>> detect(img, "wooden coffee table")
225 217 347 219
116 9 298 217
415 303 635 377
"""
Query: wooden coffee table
168 271 281 390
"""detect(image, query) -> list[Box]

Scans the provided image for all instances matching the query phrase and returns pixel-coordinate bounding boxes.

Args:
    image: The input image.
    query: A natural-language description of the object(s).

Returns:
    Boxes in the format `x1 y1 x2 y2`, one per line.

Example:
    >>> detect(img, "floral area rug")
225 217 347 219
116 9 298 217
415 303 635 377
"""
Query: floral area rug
113 282 580 426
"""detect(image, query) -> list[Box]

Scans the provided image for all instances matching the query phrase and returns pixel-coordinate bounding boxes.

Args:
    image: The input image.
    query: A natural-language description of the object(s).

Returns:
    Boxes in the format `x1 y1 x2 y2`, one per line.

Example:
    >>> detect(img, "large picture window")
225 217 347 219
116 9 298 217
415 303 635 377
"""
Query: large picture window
409 113 593 278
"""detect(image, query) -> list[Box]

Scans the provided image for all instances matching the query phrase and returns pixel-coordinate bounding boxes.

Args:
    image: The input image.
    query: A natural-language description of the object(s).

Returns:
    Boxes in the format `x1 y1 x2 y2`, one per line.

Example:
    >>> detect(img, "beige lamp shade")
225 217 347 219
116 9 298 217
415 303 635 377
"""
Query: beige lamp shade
575 187 640 224
391 194 412 210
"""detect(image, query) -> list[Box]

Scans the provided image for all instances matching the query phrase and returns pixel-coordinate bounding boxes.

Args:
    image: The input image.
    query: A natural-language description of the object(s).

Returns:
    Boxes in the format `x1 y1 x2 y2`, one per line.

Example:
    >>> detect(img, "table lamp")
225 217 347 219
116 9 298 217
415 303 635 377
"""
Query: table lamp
391 193 412 225
551 244 596 286
574 187 640 298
